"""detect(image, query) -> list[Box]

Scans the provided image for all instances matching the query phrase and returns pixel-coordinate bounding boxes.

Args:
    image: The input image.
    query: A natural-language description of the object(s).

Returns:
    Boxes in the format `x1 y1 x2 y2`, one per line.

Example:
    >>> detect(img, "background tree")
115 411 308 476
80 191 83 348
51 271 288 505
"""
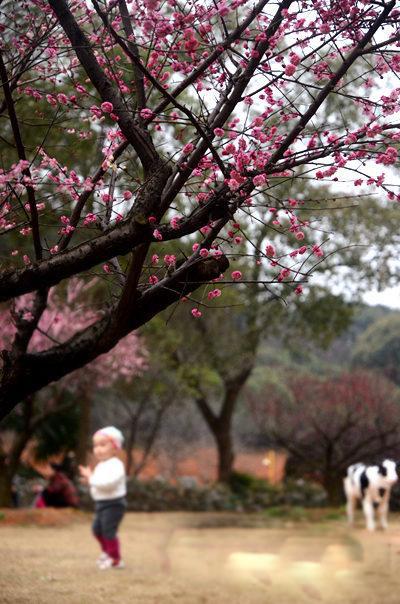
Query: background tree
0 1 399 417
93 315 187 476
352 313 400 385
246 371 400 504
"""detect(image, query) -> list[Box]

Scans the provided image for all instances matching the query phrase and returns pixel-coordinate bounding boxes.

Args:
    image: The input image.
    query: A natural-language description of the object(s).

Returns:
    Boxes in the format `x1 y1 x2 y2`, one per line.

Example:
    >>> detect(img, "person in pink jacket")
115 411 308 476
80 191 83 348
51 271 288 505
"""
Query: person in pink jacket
79 426 127 569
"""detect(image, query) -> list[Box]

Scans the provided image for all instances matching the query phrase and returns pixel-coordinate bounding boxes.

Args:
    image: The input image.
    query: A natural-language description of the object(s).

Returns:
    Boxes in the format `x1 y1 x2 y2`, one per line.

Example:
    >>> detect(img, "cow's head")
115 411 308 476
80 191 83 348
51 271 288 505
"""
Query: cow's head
379 459 398 484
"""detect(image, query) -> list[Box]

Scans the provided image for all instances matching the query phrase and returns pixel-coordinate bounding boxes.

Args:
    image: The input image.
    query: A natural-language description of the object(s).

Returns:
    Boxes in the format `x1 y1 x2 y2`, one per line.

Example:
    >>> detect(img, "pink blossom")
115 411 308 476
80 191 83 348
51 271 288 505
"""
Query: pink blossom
123 191 133 200
285 64 296 76
214 128 224 137
182 142 194 155
164 254 176 265
207 288 222 300
170 216 181 229
90 105 102 118
23 254 30 265
148 216 157 224
60 225 75 235
153 229 163 240
278 268 291 282
151 254 159 264
231 270 242 280
191 308 202 318
103 264 112 273
57 93 68 105
192 243 200 252
312 245 324 257
83 213 97 225
140 108 155 120
376 146 398 165
149 275 159 284
101 102 114 113
46 94 57 107
20 227 32 236
294 285 303 295
253 174 267 187
265 245 275 257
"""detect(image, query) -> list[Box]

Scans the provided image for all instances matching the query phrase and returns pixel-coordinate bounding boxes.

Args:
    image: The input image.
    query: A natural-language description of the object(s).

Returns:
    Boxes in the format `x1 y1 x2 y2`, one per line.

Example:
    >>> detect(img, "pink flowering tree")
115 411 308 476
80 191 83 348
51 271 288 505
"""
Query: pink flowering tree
247 371 400 504
0 278 146 505
1 0 400 418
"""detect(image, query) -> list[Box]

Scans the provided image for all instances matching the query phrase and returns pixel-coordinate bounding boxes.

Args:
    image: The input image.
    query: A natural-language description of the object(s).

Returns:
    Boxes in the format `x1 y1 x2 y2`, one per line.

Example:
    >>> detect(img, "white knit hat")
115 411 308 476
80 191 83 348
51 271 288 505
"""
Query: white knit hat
94 426 124 449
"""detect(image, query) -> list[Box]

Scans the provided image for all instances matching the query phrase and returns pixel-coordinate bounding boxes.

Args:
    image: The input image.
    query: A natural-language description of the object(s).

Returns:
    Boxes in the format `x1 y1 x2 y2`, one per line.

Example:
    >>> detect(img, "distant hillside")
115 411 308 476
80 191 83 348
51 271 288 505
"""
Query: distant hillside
254 303 396 376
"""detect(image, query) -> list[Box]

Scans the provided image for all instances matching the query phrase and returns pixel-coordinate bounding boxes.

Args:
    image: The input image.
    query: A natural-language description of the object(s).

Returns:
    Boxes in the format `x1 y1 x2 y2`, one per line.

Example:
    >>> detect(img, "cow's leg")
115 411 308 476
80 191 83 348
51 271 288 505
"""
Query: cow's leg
346 496 356 526
362 497 375 531
343 478 356 526
378 494 390 530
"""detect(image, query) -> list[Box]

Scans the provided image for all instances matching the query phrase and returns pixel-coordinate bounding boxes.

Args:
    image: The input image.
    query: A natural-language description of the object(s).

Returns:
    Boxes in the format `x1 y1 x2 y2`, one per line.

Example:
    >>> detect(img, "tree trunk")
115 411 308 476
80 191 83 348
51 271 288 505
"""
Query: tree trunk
0 461 13 507
75 390 92 465
215 428 234 483
125 422 135 477
195 375 252 484
323 473 344 506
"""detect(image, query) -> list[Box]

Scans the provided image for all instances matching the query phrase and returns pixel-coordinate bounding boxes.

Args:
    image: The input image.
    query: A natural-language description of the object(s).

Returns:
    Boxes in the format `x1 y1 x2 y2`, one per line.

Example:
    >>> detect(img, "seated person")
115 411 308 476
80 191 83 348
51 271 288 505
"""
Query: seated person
36 462 79 508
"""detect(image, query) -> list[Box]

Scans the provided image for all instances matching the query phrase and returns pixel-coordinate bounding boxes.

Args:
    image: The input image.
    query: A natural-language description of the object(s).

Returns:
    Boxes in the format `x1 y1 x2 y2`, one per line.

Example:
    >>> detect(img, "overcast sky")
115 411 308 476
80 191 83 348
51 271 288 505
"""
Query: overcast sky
363 286 400 310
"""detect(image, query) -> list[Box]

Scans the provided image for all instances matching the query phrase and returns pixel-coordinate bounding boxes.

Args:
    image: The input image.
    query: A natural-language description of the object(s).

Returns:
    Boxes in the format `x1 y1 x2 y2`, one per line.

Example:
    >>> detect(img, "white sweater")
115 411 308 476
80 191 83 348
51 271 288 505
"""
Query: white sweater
89 457 127 501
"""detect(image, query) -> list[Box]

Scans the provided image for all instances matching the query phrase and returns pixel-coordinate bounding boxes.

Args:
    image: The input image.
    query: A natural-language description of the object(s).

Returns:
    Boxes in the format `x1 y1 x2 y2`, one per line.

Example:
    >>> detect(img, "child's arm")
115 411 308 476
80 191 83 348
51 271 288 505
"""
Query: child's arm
78 465 92 484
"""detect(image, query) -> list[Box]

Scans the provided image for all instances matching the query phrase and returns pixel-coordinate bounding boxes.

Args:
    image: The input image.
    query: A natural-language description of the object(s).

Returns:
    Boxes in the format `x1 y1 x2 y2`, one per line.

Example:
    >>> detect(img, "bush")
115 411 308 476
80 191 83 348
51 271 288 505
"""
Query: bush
13 471 328 512
78 475 327 512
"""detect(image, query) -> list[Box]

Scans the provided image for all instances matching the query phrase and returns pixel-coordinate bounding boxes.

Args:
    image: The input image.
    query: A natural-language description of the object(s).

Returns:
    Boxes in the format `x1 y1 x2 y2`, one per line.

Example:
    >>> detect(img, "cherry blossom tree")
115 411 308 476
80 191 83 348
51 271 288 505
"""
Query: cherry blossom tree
0 278 146 505
1 0 400 418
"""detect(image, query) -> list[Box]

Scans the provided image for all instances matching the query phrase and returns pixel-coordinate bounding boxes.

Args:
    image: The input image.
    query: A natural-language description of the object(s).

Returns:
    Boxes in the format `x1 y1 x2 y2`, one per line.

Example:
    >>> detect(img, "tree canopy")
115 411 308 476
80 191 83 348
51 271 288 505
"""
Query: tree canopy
1 0 400 417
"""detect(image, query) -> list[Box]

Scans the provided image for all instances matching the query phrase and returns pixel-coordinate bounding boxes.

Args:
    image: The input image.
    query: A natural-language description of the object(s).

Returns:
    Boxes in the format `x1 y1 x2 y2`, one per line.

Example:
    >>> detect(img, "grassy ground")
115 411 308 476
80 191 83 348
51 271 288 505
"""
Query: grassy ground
1 508 400 603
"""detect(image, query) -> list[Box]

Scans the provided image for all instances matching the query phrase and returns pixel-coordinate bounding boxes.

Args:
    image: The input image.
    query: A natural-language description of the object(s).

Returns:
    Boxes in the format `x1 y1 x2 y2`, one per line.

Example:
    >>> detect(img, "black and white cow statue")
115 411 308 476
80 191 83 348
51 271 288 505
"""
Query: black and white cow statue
343 459 398 531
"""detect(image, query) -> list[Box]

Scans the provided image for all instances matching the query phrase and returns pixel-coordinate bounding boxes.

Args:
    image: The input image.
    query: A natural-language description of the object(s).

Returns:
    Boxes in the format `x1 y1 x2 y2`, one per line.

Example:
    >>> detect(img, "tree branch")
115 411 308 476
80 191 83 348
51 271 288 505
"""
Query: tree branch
0 254 229 418
48 0 158 172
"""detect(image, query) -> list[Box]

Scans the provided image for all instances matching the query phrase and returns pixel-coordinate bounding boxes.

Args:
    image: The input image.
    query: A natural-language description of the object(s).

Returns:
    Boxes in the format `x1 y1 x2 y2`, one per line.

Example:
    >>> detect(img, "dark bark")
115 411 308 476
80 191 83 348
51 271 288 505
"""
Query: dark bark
195 369 252 483
48 0 158 172
323 472 345 506
0 255 229 419
215 427 235 483
0 466 13 507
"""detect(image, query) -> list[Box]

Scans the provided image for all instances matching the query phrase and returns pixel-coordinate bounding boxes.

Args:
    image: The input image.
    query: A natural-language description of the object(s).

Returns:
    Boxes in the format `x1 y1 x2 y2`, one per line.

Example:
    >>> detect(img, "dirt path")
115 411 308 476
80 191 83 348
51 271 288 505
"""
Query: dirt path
2 509 400 603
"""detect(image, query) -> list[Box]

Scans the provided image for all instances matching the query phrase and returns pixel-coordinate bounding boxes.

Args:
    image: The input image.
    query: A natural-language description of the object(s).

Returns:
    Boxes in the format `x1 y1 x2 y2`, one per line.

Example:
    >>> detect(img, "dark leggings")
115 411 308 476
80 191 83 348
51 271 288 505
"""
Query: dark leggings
92 497 126 539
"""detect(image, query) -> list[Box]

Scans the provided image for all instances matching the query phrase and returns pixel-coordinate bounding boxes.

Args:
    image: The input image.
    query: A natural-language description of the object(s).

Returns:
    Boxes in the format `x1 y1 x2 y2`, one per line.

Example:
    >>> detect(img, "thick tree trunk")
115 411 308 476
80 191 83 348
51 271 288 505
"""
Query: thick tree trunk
215 428 235 483
323 473 344 506
0 459 13 507
195 371 252 484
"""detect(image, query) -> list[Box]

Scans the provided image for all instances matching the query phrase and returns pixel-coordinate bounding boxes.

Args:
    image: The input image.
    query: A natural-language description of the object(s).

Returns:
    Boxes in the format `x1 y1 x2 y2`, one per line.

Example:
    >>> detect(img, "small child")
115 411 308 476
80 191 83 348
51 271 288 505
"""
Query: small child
79 426 127 570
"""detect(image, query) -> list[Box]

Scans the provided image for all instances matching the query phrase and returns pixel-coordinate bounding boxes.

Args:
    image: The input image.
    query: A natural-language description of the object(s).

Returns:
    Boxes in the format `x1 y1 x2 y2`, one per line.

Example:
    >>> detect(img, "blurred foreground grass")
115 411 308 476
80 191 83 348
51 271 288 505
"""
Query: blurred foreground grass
1 509 400 603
